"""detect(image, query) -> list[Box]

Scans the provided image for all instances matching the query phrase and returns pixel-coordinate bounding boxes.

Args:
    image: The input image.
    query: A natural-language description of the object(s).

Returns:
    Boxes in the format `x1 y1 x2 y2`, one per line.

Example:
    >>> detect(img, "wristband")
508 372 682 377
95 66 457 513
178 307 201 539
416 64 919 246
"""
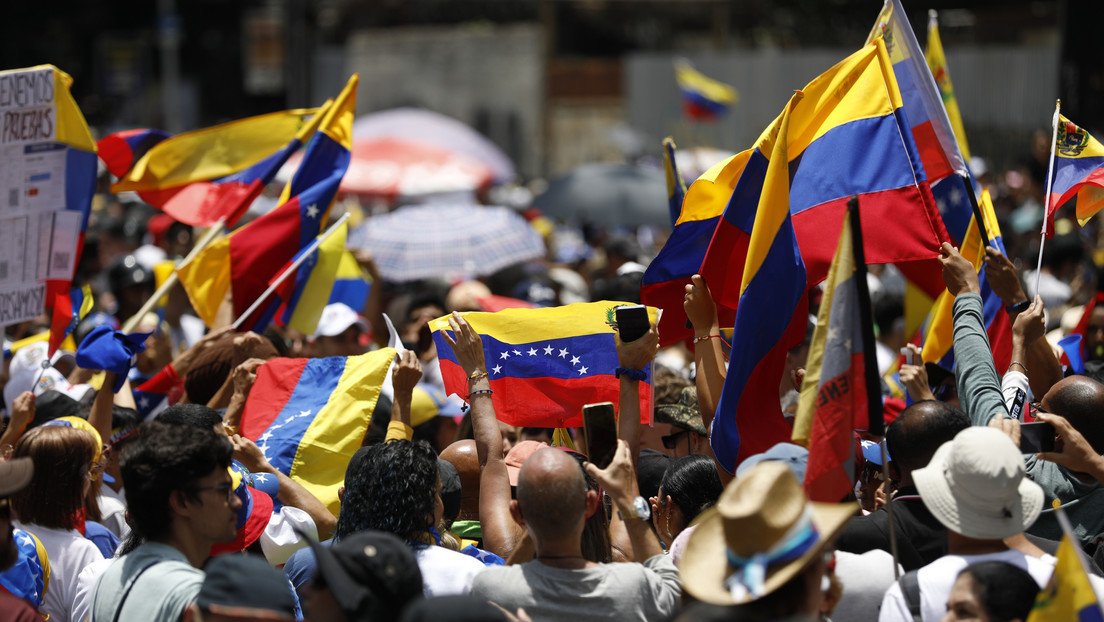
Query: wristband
615 367 647 381
468 370 489 382
693 334 721 344
1006 300 1031 314
1008 361 1028 375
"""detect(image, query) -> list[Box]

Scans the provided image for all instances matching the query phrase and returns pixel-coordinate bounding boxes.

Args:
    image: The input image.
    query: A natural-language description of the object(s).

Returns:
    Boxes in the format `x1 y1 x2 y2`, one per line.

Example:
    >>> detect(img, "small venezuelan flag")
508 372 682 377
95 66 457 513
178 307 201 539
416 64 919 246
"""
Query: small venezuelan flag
675 61 737 122
430 302 657 429
48 284 93 356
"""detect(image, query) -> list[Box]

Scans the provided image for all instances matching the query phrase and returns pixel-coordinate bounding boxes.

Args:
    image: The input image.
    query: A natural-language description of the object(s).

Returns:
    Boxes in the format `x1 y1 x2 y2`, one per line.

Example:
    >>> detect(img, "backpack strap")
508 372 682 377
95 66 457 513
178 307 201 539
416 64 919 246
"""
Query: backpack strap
108 560 163 622
897 570 922 622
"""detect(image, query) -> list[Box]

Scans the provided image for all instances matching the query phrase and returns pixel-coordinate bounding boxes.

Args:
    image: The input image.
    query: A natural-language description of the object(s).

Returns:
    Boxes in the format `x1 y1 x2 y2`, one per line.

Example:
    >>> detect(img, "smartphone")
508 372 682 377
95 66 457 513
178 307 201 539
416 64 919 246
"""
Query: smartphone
1019 421 1056 454
582 402 618 469
615 305 650 343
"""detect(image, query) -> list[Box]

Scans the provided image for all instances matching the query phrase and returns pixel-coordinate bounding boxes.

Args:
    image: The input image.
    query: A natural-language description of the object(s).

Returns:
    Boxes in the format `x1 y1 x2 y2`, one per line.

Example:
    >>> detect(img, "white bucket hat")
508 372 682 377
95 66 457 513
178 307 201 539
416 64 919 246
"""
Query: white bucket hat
914 426 1043 540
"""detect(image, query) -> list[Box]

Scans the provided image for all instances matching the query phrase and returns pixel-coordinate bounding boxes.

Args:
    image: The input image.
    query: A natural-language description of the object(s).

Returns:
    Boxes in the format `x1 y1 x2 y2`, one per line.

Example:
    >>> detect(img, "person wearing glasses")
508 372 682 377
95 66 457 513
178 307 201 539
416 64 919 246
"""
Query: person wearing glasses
90 420 240 622
654 387 712 460
10 421 108 622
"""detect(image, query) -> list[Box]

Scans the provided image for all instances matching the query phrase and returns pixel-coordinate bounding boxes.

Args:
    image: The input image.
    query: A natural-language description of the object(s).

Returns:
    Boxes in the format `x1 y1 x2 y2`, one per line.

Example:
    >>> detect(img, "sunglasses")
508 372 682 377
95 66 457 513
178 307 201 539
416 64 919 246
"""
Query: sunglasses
661 430 691 450
190 482 235 503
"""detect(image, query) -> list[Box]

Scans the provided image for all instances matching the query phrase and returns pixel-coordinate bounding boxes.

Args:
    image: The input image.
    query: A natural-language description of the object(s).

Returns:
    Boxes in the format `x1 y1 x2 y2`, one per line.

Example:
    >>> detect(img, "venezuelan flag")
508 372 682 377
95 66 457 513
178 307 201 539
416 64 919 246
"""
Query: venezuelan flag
925 10 971 162
663 137 687 228
277 221 349 335
919 188 1012 372
675 61 738 121
239 348 395 515
793 203 883 502
108 106 326 227
711 95 809 472
1028 532 1104 622
97 129 171 179
48 284 93 356
176 76 356 330
700 37 947 313
1049 115 1104 227
327 251 371 312
429 302 658 429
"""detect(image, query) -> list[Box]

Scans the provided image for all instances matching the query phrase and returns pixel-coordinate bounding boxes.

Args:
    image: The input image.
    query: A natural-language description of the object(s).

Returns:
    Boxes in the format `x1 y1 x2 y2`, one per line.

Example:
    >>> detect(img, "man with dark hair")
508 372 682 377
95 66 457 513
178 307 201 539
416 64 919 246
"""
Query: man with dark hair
156 403 226 432
90 421 240 622
470 442 681 620
834 400 970 569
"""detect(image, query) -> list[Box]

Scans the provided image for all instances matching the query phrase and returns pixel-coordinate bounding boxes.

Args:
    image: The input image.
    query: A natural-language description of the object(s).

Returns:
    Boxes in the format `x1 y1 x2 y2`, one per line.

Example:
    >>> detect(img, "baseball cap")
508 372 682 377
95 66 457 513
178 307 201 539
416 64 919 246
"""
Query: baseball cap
313 304 368 339
195 554 296 620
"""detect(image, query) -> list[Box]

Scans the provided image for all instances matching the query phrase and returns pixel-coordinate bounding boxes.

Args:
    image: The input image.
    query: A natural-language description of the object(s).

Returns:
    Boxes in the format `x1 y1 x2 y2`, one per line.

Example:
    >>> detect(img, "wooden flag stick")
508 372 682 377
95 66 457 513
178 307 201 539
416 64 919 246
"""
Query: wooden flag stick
1034 99 1061 297
231 212 350 330
121 217 227 333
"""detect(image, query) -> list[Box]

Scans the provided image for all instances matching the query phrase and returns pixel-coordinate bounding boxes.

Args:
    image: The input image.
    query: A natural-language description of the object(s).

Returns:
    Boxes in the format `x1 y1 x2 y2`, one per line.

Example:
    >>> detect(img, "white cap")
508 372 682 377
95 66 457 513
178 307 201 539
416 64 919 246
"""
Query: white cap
312 303 368 339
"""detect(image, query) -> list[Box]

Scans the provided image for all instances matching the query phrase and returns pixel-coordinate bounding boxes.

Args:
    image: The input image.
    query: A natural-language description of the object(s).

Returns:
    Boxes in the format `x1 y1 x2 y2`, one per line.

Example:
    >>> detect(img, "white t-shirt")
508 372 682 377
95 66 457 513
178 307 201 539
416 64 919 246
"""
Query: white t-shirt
879 550 1055 622
13 521 107 622
834 550 902 622
72 556 115 622
414 544 487 597
96 493 130 541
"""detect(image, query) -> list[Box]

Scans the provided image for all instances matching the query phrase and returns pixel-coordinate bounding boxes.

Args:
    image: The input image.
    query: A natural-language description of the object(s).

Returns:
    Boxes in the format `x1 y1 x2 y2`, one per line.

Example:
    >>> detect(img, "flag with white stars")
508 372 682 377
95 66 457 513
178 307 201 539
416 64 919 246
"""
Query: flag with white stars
238 347 394 515
429 301 657 428
0 529 48 607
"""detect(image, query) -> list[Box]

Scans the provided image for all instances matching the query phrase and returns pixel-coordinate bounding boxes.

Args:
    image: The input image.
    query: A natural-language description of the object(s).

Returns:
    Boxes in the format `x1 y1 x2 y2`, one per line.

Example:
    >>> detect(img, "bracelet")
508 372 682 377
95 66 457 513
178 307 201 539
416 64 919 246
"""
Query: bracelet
1006 300 1031 314
615 367 647 381
468 370 489 382
467 389 493 399
693 334 721 344
1008 361 1028 375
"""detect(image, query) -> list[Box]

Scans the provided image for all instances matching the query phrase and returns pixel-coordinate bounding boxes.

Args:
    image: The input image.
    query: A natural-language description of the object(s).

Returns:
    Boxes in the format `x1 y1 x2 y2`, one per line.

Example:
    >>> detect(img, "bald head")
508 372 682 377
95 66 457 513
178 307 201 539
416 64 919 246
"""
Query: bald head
516 448 587 540
1043 376 1104 453
885 400 970 475
440 440 480 520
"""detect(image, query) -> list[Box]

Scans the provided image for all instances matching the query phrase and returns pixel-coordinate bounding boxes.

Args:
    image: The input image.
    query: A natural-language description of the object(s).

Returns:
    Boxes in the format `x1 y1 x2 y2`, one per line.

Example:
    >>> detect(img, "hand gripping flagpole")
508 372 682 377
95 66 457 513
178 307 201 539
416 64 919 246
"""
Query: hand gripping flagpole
231 212 351 330
1033 99 1062 298
120 217 228 333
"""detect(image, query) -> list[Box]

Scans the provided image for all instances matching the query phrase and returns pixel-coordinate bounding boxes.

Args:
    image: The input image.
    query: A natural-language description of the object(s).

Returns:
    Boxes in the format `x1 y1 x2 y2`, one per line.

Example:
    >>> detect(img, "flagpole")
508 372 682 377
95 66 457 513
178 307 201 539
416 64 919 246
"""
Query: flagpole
120 217 227 333
1033 99 1061 297
231 212 351 330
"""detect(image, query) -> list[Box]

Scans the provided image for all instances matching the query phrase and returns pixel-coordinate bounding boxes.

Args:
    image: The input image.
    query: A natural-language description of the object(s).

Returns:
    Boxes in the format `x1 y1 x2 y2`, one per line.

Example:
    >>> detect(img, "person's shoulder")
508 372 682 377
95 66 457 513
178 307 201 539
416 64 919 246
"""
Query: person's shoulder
419 545 487 568
469 562 522 591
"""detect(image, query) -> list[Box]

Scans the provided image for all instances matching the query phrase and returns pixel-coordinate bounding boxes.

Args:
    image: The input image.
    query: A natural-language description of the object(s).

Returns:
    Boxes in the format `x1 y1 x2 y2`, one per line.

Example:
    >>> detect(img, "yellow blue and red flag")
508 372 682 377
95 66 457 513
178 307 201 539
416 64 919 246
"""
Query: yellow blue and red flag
327 251 371 312
239 348 395 515
105 105 327 227
793 201 883 502
710 95 809 472
47 284 93 356
1048 115 1104 227
675 61 738 122
176 76 356 331
429 302 658 429
925 10 971 162
1027 528 1104 621
275 222 349 335
700 37 947 315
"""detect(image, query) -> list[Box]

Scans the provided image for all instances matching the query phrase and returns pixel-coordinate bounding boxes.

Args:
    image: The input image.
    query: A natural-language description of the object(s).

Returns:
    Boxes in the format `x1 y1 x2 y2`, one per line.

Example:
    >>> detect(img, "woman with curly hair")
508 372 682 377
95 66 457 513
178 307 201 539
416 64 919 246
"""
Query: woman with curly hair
11 424 107 622
336 438 486 596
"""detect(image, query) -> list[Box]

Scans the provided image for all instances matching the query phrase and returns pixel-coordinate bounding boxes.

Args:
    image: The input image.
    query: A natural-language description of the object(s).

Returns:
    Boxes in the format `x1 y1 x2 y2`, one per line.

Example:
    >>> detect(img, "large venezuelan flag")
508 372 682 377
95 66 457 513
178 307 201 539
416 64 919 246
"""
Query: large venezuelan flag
429 302 658 428
48 285 93 356
700 37 947 313
793 203 882 502
239 348 395 515
107 106 326 227
1049 115 1104 227
176 76 356 330
711 96 808 473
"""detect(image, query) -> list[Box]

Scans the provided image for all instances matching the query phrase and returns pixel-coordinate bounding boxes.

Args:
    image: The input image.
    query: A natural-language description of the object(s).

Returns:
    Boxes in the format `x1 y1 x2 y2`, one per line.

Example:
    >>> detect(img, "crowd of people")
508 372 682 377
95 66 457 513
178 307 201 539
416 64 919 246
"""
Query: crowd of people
3 133 1104 622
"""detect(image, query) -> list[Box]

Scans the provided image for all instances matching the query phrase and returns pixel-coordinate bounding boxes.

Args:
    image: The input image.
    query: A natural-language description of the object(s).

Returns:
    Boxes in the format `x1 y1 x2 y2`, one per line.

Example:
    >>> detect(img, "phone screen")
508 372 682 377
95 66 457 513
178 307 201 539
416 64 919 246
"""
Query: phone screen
583 402 618 469
1019 421 1056 454
615 305 649 343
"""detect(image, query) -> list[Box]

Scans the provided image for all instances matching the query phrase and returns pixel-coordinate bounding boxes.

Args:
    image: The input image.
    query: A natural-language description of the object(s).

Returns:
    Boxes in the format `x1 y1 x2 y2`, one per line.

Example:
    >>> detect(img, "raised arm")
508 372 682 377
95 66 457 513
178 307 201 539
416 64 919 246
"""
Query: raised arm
223 358 267 435
615 322 660 467
585 439 665 562
685 275 725 429
0 392 35 457
385 351 421 442
441 311 523 557
354 250 389 348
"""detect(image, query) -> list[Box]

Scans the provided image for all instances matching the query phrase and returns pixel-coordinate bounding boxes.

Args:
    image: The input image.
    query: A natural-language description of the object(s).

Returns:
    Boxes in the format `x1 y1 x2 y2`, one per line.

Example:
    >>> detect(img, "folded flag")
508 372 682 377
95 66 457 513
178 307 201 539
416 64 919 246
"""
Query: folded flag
106 106 325 227
96 129 171 179
792 200 882 502
1027 529 1104 621
1048 114 1104 227
238 348 395 515
711 95 809 472
176 75 357 331
48 284 93 356
429 302 658 428
675 60 738 121
663 137 688 228
74 325 150 392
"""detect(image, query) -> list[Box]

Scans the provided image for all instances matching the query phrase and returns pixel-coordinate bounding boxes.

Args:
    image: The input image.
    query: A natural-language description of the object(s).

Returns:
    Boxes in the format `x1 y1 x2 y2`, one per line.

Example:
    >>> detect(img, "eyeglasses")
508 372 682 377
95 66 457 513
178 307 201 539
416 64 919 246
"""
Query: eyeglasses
1030 401 1050 416
661 430 691 450
190 482 235 503
88 462 104 479
932 382 957 401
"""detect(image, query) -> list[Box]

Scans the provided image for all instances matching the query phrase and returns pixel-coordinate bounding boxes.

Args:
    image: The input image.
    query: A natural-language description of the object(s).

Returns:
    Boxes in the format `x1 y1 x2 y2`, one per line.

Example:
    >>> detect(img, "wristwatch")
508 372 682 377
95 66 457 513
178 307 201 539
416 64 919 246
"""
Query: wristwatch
618 496 652 521
1006 300 1031 314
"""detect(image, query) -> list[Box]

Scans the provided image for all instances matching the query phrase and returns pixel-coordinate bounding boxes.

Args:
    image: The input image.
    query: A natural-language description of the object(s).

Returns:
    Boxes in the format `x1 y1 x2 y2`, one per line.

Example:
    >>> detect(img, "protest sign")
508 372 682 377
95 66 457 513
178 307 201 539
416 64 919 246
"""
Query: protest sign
0 65 96 325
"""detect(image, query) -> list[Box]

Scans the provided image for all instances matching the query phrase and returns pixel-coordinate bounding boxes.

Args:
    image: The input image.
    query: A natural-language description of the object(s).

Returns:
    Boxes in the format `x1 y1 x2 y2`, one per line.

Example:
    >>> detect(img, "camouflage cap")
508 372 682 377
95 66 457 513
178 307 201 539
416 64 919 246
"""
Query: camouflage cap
654 387 707 436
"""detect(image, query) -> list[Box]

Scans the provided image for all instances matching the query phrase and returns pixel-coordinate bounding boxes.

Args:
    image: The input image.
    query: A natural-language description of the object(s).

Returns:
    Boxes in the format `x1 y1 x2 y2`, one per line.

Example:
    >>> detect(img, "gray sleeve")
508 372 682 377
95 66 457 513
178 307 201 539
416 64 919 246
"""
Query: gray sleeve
641 554 682 617
952 293 1008 425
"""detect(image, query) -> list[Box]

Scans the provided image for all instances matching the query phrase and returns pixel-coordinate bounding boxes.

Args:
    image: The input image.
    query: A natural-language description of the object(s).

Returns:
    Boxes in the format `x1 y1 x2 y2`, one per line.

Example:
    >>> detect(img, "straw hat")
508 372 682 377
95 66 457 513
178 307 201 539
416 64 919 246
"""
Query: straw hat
681 461 855 605
913 426 1043 540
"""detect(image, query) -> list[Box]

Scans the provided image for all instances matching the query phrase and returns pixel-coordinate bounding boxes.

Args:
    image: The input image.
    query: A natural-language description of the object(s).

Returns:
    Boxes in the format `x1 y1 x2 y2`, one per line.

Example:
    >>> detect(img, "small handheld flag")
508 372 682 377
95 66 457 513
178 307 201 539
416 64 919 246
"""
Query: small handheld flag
675 60 737 122
48 285 93 356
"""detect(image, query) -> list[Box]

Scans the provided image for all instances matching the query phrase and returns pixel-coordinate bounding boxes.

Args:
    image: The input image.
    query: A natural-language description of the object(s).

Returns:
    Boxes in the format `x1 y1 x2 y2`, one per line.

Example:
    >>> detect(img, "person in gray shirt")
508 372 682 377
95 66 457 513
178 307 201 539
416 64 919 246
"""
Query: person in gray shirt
470 441 680 621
